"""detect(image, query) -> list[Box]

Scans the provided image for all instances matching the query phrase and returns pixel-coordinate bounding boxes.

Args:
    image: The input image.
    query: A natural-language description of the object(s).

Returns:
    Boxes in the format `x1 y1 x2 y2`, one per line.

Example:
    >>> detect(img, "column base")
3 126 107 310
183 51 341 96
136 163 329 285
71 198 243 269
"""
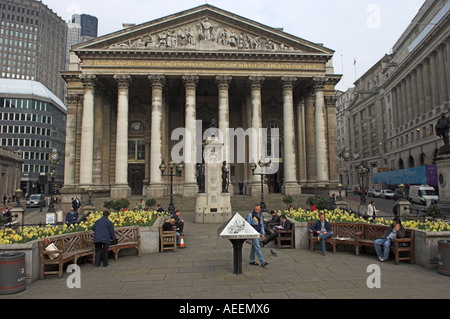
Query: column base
247 182 268 197
182 183 198 198
146 184 167 199
282 182 302 196
110 185 131 199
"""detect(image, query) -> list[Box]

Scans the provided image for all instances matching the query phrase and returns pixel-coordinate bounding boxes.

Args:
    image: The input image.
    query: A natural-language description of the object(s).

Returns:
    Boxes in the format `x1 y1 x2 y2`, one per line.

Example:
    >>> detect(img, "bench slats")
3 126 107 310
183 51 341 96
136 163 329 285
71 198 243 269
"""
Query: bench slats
308 222 415 264
39 226 141 279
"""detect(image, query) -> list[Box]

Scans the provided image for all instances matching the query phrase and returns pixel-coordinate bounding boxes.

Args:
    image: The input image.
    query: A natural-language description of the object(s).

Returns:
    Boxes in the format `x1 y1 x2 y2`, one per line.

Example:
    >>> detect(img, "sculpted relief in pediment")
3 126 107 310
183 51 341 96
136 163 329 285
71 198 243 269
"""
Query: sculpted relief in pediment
109 18 298 52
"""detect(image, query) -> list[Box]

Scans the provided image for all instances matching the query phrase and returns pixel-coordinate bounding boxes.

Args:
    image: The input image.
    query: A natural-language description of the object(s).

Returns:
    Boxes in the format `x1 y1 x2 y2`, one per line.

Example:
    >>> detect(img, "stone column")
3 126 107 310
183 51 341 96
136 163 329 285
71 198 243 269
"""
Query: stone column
248 76 265 193
296 97 307 185
216 75 232 162
423 58 432 112
79 74 96 187
182 75 199 197
63 93 81 188
281 76 300 195
111 74 132 199
429 51 440 108
416 65 425 114
304 92 316 183
147 75 166 198
313 77 329 185
437 45 448 105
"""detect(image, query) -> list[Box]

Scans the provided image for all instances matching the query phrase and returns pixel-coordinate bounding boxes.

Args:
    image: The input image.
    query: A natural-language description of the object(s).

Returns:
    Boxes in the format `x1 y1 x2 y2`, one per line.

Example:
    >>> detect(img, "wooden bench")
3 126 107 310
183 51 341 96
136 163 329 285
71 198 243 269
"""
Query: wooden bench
308 222 363 254
308 221 415 264
39 226 142 279
107 226 141 261
356 224 415 264
39 232 93 279
160 224 177 252
275 222 295 249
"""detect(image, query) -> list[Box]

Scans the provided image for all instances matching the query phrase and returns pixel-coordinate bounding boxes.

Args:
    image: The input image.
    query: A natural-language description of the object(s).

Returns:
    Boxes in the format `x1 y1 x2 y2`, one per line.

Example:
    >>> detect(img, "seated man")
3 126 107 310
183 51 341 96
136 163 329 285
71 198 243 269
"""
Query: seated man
163 218 181 245
264 210 280 233
310 212 334 255
260 214 291 247
65 207 78 225
171 209 184 234
374 216 405 262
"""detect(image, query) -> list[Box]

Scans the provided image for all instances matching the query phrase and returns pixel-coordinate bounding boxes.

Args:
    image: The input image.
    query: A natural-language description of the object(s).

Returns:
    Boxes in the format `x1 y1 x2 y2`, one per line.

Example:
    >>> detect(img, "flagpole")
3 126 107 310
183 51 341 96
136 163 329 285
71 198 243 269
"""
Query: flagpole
354 58 357 82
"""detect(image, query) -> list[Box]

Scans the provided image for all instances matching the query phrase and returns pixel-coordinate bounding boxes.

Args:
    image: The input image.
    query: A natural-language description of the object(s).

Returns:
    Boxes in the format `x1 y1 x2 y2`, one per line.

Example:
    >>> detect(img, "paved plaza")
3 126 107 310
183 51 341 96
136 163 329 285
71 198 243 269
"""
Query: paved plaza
1 210 449 300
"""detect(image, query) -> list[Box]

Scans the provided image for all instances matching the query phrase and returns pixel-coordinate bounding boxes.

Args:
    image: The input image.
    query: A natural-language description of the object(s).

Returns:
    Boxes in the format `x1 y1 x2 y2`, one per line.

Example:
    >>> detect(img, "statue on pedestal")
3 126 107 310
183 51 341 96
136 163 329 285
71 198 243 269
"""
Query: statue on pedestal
436 113 450 146
196 163 205 193
222 161 230 193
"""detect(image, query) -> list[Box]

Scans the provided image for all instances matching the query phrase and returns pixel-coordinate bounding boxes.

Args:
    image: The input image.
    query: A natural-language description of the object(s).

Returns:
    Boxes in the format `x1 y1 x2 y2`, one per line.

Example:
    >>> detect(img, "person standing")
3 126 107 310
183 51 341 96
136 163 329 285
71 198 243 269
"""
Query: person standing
367 201 377 222
92 211 116 267
246 204 268 267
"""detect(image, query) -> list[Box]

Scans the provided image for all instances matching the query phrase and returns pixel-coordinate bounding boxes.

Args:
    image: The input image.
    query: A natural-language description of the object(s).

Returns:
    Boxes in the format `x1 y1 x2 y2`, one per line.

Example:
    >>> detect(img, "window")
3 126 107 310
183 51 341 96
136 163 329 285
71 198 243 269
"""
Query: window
128 139 146 162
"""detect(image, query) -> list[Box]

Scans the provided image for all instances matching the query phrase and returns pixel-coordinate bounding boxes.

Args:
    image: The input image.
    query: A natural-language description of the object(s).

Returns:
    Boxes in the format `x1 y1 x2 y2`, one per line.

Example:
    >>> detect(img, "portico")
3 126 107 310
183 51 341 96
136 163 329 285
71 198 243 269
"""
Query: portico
61 5 341 207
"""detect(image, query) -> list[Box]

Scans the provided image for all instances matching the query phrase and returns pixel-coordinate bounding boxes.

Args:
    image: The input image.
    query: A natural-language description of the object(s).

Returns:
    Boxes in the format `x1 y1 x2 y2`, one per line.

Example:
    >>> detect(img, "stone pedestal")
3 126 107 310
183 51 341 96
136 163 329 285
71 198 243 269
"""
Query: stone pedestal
397 200 411 217
335 200 347 210
195 137 232 224
110 185 131 200
436 147 450 202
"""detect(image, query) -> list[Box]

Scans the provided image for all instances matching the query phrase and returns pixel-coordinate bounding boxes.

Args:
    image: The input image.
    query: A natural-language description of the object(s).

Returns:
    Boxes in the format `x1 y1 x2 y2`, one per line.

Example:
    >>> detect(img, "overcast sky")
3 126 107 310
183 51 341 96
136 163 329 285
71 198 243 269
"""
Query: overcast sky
42 0 426 91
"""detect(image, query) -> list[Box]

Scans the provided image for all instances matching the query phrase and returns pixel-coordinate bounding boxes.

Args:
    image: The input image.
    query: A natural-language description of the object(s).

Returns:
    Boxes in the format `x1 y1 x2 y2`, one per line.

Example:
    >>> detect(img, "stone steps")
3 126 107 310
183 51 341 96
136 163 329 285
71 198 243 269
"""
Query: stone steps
90 193 311 213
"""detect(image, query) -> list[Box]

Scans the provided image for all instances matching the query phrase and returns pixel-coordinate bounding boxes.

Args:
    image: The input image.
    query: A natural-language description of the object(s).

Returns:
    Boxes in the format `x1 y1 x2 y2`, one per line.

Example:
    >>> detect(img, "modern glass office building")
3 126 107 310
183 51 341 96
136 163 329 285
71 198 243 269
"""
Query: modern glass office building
0 78 66 196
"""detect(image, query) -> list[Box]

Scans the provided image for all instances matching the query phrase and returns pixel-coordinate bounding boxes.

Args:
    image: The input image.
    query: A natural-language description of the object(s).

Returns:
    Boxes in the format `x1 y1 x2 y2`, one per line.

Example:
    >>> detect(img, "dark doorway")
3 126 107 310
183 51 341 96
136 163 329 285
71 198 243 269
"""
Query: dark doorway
128 164 145 196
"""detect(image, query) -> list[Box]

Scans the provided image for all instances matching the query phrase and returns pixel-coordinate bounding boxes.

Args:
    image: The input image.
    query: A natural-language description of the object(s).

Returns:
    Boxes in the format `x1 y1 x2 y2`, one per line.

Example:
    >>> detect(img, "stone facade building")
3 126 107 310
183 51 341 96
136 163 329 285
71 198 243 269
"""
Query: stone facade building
337 0 449 191
61 5 341 207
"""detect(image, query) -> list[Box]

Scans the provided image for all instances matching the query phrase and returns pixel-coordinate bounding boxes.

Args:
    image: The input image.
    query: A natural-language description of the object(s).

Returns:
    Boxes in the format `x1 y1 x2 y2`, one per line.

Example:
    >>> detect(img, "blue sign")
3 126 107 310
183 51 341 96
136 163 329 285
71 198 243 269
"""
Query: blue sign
373 166 437 186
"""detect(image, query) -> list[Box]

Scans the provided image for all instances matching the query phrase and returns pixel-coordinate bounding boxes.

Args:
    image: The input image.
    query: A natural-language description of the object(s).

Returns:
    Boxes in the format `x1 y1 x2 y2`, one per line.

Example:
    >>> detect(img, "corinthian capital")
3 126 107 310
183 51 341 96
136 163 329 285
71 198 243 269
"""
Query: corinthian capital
248 76 265 90
79 74 97 89
148 74 166 90
114 74 132 89
281 76 297 90
182 75 199 89
313 76 329 90
216 75 232 89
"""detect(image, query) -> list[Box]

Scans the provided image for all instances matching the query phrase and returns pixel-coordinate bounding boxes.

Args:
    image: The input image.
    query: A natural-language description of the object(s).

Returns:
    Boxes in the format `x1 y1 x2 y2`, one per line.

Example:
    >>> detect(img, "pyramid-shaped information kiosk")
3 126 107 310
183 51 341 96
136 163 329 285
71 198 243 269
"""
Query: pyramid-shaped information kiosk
218 213 260 274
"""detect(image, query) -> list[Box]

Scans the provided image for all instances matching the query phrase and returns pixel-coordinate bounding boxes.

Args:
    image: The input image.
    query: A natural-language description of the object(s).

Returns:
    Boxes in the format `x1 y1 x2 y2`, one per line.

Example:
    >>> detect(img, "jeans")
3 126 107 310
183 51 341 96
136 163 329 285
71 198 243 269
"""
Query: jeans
318 231 334 252
374 238 391 260
249 238 265 264
94 243 109 266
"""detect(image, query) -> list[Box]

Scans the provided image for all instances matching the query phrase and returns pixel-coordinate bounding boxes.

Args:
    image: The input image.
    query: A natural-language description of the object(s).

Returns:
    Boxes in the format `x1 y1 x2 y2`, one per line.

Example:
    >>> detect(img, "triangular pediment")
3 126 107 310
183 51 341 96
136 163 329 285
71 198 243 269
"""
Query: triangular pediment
74 5 333 56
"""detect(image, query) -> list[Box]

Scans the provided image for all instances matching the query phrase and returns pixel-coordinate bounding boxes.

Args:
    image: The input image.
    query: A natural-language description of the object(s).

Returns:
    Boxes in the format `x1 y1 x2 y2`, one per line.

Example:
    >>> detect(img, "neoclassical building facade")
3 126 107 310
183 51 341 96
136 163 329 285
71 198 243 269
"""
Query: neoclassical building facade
61 5 341 203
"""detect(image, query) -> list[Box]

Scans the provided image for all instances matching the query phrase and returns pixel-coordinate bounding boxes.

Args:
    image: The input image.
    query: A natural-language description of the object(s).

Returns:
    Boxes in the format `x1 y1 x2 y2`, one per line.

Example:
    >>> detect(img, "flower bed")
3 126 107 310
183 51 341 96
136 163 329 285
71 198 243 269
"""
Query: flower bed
0 210 166 245
283 208 450 232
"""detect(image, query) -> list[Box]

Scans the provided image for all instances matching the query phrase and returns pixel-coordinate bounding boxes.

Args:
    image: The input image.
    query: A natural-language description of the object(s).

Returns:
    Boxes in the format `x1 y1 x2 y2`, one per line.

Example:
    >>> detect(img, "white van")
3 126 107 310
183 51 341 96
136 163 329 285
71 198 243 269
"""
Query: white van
408 185 439 206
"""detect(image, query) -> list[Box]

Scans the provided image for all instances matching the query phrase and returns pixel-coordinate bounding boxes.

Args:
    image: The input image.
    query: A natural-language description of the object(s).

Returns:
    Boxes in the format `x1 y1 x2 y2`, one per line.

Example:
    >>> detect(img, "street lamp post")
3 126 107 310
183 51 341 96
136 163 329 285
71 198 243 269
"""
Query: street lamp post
159 159 184 215
249 159 272 213
357 164 369 206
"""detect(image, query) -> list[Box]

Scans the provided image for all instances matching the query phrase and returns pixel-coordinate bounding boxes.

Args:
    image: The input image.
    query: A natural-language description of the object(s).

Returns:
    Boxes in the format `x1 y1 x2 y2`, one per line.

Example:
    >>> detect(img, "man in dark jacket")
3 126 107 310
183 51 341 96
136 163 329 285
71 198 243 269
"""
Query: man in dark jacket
92 211 116 267
260 214 291 247
310 212 334 255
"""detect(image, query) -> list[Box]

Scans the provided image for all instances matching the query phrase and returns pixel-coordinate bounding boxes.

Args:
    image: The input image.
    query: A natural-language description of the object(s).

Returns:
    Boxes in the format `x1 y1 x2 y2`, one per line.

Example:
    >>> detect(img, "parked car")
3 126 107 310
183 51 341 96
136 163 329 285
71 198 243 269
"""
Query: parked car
393 189 408 201
368 189 381 198
26 194 46 208
353 187 367 195
379 189 394 199
408 185 439 205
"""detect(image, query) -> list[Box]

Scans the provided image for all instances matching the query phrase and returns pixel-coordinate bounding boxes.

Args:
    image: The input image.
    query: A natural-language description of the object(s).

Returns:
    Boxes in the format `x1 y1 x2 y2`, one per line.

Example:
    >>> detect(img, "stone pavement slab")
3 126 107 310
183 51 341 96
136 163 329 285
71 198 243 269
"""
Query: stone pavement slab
1 211 449 301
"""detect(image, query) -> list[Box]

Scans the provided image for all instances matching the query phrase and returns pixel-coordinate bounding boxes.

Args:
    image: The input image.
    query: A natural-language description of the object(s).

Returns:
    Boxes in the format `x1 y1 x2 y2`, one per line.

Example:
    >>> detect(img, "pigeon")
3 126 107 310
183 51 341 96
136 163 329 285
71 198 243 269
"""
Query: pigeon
270 250 278 257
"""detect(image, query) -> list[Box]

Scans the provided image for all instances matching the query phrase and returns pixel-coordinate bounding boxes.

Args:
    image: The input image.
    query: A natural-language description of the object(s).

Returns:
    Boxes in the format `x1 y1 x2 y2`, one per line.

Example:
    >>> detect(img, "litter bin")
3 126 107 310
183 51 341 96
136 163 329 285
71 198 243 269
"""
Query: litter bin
0 252 27 294
438 240 450 276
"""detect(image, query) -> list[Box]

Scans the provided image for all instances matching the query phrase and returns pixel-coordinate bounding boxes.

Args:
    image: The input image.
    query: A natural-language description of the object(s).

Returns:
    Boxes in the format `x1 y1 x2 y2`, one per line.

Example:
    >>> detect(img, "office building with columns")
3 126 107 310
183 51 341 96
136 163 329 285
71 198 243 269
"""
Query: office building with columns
337 0 449 192
61 5 341 203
